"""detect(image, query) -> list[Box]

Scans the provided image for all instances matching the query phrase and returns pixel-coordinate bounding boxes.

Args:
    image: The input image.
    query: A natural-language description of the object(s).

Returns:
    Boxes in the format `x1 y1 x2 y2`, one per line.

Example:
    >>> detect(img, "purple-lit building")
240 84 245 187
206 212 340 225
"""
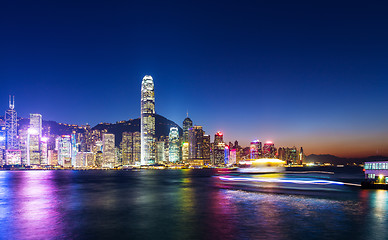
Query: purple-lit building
250 140 262 159
263 141 275 158
364 161 388 183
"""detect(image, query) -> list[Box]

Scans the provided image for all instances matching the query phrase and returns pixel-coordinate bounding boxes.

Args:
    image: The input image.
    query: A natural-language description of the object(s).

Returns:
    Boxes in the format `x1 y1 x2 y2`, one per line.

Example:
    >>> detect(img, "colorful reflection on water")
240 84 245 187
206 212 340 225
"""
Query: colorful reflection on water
0 170 387 240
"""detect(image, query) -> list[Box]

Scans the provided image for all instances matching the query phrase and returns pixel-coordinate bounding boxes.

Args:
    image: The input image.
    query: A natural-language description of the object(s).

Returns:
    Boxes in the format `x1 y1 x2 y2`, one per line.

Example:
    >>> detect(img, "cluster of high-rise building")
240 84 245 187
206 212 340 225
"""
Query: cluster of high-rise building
0 75 305 168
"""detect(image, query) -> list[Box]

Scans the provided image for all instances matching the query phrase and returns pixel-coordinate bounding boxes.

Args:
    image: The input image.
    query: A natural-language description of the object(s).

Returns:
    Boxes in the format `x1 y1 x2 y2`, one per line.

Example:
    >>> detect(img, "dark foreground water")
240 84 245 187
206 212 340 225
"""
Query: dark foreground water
0 168 387 240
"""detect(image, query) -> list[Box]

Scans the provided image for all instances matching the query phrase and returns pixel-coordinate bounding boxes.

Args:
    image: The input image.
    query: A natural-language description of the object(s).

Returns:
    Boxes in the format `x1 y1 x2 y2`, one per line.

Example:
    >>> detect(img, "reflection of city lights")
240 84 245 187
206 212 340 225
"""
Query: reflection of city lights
219 176 346 185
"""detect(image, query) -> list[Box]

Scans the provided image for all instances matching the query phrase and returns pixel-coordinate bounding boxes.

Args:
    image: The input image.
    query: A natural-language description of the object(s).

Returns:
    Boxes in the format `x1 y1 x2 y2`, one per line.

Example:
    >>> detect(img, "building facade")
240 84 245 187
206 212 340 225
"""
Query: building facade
168 127 180 163
141 75 156 165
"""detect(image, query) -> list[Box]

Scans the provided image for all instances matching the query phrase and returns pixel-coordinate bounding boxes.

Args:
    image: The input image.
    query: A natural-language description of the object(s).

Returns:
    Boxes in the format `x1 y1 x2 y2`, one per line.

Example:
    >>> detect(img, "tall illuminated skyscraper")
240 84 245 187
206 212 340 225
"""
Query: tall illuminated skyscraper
183 115 193 143
5 96 19 150
29 114 42 137
27 114 42 165
214 132 223 146
188 126 204 159
57 135 72 167
141 75 156 165
133 132 141 165
202 135 210 160
120 132 133 165
168 127 179 163
102 133 115 168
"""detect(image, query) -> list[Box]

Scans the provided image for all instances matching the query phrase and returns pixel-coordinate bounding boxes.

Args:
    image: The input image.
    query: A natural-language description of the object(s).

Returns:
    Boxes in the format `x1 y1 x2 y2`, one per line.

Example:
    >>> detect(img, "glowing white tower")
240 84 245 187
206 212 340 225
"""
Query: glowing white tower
168 127 179 163
141 75 155 165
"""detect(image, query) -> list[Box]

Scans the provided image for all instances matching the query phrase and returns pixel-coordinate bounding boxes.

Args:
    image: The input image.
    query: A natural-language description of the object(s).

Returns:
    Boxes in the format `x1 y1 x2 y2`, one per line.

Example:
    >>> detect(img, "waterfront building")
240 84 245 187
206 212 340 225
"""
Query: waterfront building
75 152 95 168
95 151 103 167
141 75 156 165
102 133 115 168
224 145 230 165
263 141 275 158
188 126 204 159
71 133 77 167
47 149 58 166
299 147 305 164
250 140 262 159
85 152 95 167
214 132 223 146
5 150 21 165
229 148 237 165
156 141 165 163
183 116 193 142
213 142 225 166
75 153 85 167
182 142 189 162
120 132 133 165
57 135 72 167
203 135 210 160
5 96 19 150
169 127 180 163
364 161 388 183
29 113 42 137
0 129 5 165
278 146 300 165
133 132 141 165
40 137 48 165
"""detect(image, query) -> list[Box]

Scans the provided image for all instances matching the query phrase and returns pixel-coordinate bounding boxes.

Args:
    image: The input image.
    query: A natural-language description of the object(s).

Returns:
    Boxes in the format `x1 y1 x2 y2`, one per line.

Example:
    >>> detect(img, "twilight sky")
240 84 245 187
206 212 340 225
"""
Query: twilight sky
1 0 388 157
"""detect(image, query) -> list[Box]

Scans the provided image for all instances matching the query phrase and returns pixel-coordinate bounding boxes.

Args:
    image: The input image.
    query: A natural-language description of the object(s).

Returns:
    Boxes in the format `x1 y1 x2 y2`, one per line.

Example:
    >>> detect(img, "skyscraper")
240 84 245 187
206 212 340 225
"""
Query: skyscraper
27 114 42 165
250 140 262 159
263 141 275 158
213 131 225 166
5 96 18 150
57 135 72 167
141 75 156 165
133 132 141 165
183 116 193 143
29 113 42 137
182 142 189 162
168 127 179 163
188 126 204 159
214 132 223 146
156 141 165 163
202 135 210 160
102 133 115 168
120 132 133 165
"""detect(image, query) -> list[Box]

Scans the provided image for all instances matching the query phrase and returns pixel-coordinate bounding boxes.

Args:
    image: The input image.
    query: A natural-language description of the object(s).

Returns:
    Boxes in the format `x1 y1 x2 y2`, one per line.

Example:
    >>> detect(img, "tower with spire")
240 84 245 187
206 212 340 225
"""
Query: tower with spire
183 112 193 143
5 96 19 150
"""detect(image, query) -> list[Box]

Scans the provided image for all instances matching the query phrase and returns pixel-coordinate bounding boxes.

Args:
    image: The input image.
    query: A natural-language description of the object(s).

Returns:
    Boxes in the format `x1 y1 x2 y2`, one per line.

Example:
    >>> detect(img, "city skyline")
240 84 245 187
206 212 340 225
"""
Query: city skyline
1 1 388 158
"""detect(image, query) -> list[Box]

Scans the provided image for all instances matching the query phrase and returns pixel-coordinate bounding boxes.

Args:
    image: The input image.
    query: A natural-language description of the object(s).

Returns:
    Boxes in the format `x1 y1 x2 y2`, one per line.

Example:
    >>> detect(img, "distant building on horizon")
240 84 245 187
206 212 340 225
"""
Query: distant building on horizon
141 75 156 165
